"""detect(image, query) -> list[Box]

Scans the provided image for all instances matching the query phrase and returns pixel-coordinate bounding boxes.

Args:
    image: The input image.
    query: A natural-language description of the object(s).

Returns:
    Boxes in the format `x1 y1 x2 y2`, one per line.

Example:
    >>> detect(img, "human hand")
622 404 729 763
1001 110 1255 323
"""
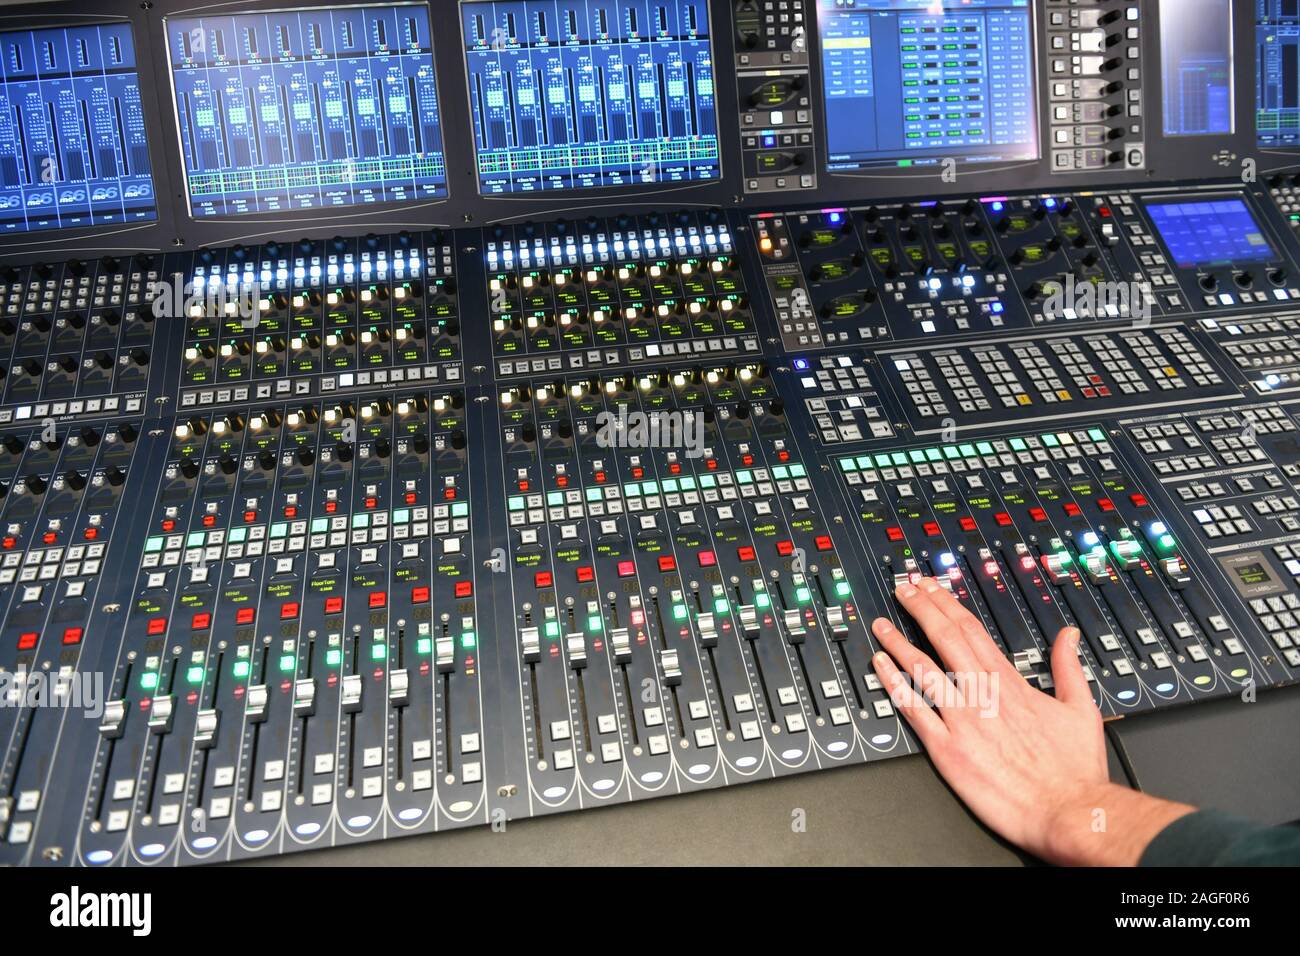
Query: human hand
870 577 1193 865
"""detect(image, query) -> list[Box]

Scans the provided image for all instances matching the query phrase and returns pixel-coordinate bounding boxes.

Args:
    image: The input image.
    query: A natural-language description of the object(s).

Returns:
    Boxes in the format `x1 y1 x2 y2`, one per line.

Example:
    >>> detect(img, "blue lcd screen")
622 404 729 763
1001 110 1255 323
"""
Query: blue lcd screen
165 4 448 217
461 0 720 195
1146 199 1277 268
817 0 1038 172
1259 0 1300 146
1159 0 1233 137
0 23 157 234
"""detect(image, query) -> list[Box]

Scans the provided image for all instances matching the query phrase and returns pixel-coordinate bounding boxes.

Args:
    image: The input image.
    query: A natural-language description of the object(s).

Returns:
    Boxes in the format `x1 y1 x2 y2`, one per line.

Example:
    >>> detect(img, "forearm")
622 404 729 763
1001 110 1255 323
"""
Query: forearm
1040 782 1197 867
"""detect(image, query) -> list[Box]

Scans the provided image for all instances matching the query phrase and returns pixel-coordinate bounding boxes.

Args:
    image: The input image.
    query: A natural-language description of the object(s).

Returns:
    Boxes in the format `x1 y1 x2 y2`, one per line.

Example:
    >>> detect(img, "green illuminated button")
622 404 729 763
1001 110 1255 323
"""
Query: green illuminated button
233 660 250 679
140 672 158 690
311 518 328 533
416 638 432 656
461 632 476 649
326 648 343 667
186 531 205 547
370 643 387 661
279 654 295 672
145 536 163 552
270 522 288 538
186 666 204 685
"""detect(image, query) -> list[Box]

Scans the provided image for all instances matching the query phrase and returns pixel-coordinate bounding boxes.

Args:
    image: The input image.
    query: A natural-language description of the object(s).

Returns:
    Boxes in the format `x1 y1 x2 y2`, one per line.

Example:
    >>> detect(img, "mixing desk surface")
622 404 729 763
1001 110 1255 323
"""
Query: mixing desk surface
1 0 1299 867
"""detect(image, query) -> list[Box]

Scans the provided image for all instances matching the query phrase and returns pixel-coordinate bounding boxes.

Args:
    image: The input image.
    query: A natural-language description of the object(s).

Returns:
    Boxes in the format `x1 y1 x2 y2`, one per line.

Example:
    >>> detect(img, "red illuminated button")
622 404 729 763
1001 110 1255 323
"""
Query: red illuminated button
923 521 941 537
325 501 337 514
959 517 977 532
161 519 175 532
1029 507 1048 522
404 492 417 505
244 510 257 523
284 506 297 518
697 550 717 567
42 532 56 545
236 608 255 625
411 587 430 604
658 556 676 572
776 540 795 556
617 560 636 577
1063 503 1082 517
631 467 644 479
62 627 82 645
995 512 1013 527
281 602 299 620
325 597 344 614
191 613 210 630
535 571 553 589
368 591 387 609
83 528 98 540
454 580 473 598
147 618 167 636
1098 498 1115 512
737 546 756 562
201 515 215 528
576 566 595 583
1130 494 1149 507
18 632 37 650
886 527 905 542
815 535 833 552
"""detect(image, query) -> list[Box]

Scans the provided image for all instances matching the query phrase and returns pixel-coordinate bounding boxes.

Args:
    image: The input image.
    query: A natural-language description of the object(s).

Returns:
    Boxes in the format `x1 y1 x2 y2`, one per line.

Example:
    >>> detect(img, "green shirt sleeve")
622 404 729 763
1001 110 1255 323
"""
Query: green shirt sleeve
1140 809 1300 866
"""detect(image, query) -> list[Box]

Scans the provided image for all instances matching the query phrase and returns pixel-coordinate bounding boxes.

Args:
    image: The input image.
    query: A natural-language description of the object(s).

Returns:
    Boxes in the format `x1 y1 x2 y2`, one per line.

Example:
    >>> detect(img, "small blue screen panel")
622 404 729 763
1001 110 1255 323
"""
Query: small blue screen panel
165 4 448 217
1146 199 1277 268
0 23 156 234
1159 0 1233 137
461 0 720 195
1259 0 1300 146
817 0 1038 172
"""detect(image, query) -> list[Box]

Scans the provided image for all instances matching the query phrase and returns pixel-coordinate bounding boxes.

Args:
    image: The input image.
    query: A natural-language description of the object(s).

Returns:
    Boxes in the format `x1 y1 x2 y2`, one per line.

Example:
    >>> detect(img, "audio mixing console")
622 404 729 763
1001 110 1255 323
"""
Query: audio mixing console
1 0 1299 867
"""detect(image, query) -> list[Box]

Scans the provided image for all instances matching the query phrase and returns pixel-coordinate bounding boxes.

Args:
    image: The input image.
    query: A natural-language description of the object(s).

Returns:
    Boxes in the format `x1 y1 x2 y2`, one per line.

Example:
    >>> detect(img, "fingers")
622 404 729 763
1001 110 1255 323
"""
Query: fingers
913 578 1015 674
1050 627 1095 709
870 649 949 746
893 580 979 674
870 616 960 704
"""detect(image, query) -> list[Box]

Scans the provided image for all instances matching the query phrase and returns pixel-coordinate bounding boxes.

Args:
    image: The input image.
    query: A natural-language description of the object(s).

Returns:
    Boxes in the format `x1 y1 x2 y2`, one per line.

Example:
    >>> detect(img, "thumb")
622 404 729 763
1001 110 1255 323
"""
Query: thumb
1050 627 1092 708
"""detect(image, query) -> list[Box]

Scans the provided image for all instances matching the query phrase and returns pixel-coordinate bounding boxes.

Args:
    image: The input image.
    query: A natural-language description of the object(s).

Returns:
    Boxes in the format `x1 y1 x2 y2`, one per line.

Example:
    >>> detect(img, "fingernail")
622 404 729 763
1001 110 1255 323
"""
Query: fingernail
872 652 890 668
1065 627 1081 647
896 583 917 598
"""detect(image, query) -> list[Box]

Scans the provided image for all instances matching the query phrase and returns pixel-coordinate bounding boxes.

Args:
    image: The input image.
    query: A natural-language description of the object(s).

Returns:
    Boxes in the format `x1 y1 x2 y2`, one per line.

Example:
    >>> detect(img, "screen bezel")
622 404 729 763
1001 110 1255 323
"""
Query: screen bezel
812 0 1042 179
0 4 177 259
456 0 725 203
1142 193 1283 270
1159 0 1235 139
160 0 453 223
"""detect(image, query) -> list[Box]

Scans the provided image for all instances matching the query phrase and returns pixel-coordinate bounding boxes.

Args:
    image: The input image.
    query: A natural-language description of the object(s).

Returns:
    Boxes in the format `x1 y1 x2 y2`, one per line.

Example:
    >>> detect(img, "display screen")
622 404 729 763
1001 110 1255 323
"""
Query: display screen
165 4 448 217
461 0 719 195
817 0 1038 172
1160 0 1233 136
1259 0 1300 146
0 23 156 234
1146 199 1277 268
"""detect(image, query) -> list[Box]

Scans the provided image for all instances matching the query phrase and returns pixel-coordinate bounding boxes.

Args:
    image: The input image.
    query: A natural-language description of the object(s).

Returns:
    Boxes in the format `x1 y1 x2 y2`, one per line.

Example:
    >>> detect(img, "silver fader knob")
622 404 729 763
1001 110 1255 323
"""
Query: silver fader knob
436 635 456 673
825 606 849 638
148 695 174 734
99 699 126 739
738 604 760 637
566 633 587 668
194 708 219 748
520 626 541 663
783 608 806 642
389 669 409 706
293 678 316 716
246 685 269 722
660 648 682 686
696 612 718 647
1160 556 1190 589
610 627 632 662
341 674 363 713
